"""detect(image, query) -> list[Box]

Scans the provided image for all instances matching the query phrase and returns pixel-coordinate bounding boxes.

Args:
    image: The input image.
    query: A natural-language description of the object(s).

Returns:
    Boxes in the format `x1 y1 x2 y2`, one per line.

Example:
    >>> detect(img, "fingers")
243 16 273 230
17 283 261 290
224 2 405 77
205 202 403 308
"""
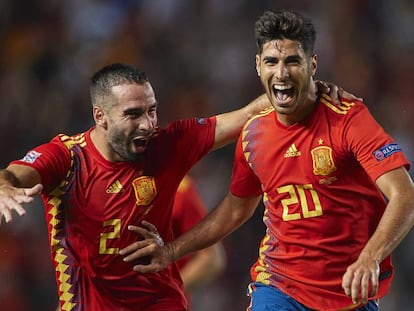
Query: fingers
342 261 380 304
119 223 163 258
0 184 43 225
370 262 380 298
338 89 363 102
126 225 151 237
119 240 154 259
132 262 163 274
315 80 364 103
0 188 32 224
141 220 157 232
128 222 165 246
25 184 43 196
314 80 329 93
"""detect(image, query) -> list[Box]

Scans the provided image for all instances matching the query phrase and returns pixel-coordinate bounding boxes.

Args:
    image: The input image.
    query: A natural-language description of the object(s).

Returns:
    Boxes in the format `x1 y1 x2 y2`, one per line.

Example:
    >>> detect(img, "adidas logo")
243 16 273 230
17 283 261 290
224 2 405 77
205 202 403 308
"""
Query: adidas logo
106 180 124 193
284 144 301 158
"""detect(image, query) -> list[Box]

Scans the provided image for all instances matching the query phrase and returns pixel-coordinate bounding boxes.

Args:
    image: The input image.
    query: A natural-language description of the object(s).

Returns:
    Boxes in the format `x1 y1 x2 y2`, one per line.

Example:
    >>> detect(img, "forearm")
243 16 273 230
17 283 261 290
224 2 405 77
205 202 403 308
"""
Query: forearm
169 193 259 263
0 169 19 187
358 191 414 263
213 94 270 150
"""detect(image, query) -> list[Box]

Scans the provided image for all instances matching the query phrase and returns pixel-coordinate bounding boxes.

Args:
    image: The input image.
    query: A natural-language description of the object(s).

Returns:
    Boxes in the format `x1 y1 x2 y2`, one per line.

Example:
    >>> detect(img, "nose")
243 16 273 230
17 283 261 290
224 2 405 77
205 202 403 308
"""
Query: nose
275 63 289 80
138 114 153 131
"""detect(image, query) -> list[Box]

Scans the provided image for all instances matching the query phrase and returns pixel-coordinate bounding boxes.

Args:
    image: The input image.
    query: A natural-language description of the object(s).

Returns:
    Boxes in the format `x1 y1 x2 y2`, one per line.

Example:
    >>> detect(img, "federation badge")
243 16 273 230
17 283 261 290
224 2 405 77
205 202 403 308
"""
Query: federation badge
311 146 336 176
132 176 157 206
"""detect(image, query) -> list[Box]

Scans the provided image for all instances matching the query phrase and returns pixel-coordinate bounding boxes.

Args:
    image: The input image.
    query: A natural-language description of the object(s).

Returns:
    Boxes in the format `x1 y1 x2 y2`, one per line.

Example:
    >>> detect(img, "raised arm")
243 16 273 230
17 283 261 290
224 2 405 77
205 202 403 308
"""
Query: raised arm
0 165 43 224
212 94 269 150
342 166 414 304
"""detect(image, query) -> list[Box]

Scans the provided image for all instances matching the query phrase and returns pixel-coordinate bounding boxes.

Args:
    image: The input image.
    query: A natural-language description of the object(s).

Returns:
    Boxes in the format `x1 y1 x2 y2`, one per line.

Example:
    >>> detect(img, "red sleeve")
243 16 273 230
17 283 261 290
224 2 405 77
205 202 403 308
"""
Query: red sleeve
169 116 216 166
10 135 72 191
230 133 263 197
343 102 410 181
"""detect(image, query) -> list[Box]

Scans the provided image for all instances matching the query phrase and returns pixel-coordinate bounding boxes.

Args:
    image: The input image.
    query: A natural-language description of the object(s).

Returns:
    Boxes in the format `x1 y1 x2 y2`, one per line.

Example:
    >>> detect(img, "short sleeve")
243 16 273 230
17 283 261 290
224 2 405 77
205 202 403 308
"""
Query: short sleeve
344 104 410 181
10 136 72 190
230 134 263 197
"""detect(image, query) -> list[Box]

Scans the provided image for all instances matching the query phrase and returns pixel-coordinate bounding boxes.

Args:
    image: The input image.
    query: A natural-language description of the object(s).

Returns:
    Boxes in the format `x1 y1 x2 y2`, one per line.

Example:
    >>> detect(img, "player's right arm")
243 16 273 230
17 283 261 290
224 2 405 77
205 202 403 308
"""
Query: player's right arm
120 192 262 273
0 165 43 224
0 138 71 225
212 94 270 150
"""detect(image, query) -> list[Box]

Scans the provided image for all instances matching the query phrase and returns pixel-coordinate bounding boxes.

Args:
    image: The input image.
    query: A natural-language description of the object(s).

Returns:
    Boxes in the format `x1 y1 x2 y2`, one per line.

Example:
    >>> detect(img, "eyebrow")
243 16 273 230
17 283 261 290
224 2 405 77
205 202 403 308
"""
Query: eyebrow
123 101 158 114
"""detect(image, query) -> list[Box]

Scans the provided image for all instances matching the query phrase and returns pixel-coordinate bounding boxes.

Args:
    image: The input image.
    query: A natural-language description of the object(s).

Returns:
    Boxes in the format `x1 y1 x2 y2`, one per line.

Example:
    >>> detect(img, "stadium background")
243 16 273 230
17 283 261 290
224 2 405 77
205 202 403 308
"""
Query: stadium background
0 0 413 310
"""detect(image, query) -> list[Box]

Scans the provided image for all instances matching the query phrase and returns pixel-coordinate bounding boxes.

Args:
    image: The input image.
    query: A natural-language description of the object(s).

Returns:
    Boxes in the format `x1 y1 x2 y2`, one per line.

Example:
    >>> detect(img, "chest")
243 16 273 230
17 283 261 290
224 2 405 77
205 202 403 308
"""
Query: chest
243 117 353 190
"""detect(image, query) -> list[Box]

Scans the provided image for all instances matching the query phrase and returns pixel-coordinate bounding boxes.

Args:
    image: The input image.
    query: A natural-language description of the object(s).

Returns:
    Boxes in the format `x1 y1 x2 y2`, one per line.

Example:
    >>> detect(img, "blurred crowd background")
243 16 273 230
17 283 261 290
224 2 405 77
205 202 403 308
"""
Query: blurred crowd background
0 0 413 310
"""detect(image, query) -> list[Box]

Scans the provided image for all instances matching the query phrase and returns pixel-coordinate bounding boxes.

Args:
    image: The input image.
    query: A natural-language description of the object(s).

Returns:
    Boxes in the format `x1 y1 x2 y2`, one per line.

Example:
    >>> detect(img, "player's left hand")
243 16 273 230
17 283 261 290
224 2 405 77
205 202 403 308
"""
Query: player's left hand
120 221 174 273
341 256 379 304
315 80 363 105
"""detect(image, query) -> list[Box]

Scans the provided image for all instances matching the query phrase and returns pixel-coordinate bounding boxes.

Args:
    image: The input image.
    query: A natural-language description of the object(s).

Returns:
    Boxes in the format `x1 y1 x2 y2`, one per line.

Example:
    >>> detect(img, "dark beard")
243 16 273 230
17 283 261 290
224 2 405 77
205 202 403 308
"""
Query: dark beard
109 132 144 162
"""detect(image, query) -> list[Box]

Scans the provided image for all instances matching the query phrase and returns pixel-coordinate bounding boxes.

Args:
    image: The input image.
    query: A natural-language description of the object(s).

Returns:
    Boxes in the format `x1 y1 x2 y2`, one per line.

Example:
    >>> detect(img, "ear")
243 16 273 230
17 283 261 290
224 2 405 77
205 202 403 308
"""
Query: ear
93 106 107 129
310 54 317 76
255 54 261 77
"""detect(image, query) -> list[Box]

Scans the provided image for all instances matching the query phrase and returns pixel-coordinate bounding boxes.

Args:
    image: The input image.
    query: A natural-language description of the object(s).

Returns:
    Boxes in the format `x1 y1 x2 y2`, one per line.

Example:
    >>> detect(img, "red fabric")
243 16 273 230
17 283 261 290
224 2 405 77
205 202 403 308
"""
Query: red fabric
172 176 208 270
230 95 409 311
11 117 216 311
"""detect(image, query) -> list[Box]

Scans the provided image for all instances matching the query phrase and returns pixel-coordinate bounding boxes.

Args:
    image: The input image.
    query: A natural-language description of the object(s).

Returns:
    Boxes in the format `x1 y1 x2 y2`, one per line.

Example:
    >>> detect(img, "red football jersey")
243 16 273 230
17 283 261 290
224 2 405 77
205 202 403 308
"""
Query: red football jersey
230 95 410 311
11 117 216 311
172 175 207 270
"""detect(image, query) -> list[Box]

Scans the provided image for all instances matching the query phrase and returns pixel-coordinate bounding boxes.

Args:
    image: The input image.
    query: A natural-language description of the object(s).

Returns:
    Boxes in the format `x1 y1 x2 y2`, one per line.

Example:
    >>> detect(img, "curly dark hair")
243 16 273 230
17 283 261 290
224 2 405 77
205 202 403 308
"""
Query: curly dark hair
254 10 316 56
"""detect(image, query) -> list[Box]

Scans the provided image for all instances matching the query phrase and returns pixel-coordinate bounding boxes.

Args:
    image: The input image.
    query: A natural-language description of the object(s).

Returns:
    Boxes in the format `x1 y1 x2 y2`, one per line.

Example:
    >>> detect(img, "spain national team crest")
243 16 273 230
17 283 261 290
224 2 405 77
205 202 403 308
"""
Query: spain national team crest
311 146 336 176
132 176 157 206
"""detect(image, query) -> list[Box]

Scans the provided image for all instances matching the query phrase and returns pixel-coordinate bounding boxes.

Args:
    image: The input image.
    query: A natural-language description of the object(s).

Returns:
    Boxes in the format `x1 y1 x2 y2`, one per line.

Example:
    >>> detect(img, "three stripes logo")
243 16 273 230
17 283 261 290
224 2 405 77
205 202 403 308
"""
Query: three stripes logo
284 144 301 158
106 180 124 193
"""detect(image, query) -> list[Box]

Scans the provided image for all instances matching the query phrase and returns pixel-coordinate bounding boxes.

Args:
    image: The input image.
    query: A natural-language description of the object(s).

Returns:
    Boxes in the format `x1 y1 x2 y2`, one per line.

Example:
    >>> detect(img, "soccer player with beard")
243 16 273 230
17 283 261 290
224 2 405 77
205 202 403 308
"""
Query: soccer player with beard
121 11 414 311
0 63 269 311
0 61 356 310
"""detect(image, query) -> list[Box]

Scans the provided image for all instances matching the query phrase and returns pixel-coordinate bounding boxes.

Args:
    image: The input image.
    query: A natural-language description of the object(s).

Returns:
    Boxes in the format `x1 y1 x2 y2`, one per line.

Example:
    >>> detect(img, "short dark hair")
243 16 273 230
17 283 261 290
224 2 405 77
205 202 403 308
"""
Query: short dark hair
254 10 316 56
90 63 149 107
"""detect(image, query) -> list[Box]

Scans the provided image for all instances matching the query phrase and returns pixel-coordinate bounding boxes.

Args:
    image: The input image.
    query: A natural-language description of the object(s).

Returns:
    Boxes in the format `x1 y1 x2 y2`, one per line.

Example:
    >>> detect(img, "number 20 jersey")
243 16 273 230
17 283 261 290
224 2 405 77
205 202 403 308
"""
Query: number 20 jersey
230 95 410 311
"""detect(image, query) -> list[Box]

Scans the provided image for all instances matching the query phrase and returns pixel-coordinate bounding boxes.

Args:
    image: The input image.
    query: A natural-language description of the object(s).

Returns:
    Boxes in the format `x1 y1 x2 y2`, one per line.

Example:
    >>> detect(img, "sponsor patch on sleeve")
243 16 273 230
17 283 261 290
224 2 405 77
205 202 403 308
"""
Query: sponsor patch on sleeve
196 118 207 125
21 150 42 164
373 143 402 161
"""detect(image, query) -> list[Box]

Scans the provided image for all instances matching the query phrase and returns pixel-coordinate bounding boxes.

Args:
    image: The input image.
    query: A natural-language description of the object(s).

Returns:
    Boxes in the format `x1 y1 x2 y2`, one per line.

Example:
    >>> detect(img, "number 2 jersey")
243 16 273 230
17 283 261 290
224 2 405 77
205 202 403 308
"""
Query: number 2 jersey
11 117 216 311
230 94 410 311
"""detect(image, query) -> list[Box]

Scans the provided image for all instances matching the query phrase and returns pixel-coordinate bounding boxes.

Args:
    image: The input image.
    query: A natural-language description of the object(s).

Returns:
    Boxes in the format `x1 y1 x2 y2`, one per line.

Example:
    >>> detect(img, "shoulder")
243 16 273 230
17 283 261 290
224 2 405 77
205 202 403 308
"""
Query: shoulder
55 132 88 150
244 107 275 128
319 93 366 116
164 117 215 133
156 117 216 147
318 93 371 126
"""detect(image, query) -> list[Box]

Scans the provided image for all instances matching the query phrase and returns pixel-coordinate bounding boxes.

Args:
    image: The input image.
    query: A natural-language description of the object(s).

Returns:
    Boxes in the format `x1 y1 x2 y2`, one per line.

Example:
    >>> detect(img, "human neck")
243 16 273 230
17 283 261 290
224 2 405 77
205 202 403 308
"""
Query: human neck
90 127 119 162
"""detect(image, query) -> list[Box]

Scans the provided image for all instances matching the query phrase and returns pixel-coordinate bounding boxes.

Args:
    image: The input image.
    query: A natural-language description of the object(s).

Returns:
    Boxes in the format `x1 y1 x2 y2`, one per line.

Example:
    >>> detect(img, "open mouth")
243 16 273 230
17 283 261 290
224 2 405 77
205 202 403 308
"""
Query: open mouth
132 138 149 150
273 85 294 103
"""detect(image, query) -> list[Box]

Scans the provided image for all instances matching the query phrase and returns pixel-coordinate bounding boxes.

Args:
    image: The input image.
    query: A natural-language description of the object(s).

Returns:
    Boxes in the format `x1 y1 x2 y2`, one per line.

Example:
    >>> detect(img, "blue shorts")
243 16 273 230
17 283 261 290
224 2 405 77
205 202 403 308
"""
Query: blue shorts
246 282 378 311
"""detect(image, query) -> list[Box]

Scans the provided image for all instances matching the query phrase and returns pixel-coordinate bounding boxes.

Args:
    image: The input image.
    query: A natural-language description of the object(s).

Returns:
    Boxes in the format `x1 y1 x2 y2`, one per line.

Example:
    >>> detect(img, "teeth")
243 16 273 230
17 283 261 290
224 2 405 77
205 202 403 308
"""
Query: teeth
273 85 292 91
